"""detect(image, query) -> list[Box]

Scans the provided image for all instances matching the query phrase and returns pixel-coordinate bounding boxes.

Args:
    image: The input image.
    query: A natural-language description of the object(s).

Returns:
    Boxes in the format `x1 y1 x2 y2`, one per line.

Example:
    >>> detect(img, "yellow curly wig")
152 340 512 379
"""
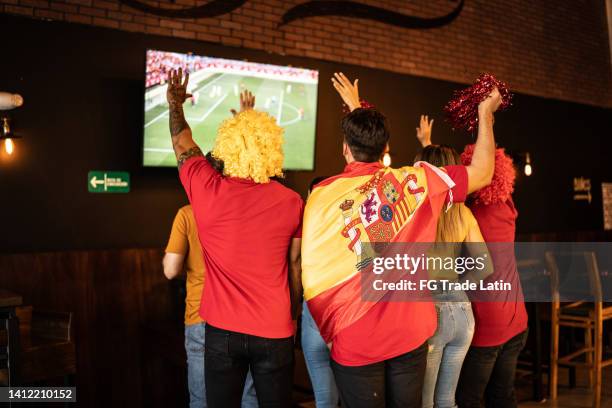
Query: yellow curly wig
212 110 284 183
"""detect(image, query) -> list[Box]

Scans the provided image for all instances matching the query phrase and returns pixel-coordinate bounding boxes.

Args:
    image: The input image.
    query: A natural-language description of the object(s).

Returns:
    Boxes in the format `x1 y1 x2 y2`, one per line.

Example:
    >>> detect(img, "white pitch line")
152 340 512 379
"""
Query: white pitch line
144 110 169 128
143 147 174 153
198 93 228 122
279 102 302 126
190 72 228 97
276 89 285 125
144 73 229 128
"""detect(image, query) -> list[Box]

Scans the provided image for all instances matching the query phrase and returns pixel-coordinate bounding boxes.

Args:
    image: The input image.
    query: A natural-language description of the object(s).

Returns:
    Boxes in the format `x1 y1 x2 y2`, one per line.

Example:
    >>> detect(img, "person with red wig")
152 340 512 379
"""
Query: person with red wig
416 117 528 408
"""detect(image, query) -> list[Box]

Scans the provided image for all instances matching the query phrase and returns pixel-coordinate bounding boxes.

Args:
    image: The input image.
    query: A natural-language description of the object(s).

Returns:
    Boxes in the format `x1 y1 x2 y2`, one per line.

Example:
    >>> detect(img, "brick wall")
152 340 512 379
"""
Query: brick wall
2 0 611 107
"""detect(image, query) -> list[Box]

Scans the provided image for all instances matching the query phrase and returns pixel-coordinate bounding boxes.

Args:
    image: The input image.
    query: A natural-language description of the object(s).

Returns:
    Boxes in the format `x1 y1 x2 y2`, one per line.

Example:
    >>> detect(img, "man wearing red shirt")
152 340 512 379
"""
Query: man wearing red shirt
301 73 502 408
166 69 303 408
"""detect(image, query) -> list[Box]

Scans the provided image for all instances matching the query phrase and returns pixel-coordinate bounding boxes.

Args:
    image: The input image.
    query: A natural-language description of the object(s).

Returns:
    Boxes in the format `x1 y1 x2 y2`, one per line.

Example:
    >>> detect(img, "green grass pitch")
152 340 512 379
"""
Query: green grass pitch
143 73 318 170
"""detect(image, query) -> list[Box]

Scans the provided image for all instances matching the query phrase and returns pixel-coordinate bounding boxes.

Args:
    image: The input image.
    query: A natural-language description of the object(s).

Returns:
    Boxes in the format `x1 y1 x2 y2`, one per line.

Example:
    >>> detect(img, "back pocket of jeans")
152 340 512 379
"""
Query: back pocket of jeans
205 327 229 357
264 337 294 370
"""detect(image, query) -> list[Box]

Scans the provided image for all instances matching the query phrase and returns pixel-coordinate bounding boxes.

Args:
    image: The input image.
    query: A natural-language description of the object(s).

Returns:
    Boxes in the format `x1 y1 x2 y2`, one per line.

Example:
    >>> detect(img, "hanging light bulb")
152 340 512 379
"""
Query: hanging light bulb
0 116 20 156
524 152 532 176
4 138 14 155
382 152 391 167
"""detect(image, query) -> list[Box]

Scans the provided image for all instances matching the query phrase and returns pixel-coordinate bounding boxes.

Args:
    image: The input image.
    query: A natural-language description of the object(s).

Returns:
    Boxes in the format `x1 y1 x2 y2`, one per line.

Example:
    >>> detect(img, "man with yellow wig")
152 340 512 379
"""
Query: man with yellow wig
301 73 502 408
166 68 303 408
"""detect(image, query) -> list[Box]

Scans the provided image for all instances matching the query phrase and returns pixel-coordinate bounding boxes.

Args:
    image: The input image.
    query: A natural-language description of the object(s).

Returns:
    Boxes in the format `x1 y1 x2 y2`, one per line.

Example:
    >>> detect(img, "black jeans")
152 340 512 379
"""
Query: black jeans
204 324 294 408
457 329 528 408
331 342 428 408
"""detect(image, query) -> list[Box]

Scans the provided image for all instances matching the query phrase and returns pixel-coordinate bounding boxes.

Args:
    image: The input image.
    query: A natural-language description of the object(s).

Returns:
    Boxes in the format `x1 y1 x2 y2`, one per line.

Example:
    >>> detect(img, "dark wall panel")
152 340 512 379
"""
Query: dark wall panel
1 14 611 253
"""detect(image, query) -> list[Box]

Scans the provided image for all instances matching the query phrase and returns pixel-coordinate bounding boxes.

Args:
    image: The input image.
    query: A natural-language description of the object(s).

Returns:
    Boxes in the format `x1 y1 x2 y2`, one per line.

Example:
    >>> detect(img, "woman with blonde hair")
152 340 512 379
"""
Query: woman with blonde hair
414 118 493 408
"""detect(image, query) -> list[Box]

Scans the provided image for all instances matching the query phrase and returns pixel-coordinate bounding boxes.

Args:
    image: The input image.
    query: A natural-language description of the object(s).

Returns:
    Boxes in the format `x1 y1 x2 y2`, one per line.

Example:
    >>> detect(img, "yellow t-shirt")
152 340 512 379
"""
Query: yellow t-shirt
166 205 205 326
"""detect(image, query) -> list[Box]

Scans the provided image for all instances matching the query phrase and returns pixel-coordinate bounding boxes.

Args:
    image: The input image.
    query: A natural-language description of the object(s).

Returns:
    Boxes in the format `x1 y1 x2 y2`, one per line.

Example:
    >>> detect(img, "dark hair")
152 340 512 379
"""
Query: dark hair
341 108 390 163
414 144 461 167
206 151 224 174
309 176 328 193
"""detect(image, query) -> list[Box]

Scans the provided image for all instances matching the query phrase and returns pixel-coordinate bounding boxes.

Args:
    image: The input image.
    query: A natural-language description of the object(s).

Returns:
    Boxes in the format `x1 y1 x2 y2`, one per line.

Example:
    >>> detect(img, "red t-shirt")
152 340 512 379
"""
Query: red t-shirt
330 164 469 366
180 156 303 338
469 198 528 346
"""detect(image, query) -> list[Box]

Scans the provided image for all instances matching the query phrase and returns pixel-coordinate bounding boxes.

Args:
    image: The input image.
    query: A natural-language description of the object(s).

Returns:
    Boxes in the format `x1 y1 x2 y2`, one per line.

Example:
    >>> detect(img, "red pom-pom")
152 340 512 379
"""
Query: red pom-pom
461 144 516 205
444 73 512 132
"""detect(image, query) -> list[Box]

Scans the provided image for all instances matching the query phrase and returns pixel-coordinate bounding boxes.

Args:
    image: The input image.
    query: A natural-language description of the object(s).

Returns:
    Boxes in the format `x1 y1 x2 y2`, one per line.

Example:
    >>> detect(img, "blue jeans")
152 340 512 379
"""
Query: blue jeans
422 302 475 408
301 301 339 408
185 322 258 408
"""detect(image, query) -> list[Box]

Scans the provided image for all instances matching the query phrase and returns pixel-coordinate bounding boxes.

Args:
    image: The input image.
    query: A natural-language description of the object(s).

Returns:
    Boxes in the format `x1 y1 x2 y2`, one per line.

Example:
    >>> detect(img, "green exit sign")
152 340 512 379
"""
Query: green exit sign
88 171 130 193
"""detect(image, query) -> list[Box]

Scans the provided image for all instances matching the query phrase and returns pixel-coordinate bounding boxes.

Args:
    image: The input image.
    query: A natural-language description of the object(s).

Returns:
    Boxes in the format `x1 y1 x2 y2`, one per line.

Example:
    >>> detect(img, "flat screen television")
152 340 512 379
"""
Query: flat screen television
143 49 319 170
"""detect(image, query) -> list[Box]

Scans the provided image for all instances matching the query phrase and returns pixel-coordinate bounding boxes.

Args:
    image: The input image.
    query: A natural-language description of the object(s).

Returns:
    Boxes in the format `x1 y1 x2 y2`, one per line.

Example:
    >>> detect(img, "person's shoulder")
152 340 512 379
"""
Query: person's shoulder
390 165 426 181
178 205 192 216
178 205 197 224
269 181 304 205
396 165 417 172
394 165 422 175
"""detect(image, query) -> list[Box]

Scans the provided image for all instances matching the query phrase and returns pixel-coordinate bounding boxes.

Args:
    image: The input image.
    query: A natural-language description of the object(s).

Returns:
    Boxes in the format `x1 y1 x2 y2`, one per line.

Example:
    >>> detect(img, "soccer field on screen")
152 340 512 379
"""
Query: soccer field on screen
143 72 318 169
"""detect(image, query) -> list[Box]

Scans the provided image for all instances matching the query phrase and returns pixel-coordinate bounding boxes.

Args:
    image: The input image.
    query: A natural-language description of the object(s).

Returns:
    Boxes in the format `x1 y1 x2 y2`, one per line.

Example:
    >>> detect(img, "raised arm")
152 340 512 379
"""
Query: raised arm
331 72 361 111
416 115 433 147
466 88 502 194
166 68 199 168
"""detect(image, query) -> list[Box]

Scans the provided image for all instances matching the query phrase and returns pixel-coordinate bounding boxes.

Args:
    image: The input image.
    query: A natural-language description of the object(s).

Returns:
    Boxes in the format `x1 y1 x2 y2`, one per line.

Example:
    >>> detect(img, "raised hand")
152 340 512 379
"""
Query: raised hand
331 72 360 111
166 67 192 107
416 114 433 147
230 90 255 116
478 87 502 114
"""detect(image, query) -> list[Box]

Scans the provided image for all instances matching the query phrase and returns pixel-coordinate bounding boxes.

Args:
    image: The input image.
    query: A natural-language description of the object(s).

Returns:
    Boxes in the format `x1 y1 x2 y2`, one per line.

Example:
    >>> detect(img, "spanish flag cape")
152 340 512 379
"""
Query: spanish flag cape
302 160 454 343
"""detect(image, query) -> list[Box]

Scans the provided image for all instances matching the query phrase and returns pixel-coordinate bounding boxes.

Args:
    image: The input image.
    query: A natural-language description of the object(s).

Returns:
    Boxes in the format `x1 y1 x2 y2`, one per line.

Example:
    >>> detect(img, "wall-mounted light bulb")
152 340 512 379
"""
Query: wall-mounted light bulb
4 138 14 155
382 152 391 167
524 152 532 176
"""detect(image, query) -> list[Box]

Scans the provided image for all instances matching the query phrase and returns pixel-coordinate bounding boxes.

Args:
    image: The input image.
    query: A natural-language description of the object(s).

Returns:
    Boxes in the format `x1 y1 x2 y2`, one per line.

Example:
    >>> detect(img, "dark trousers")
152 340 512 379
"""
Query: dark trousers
204 324 294 408
331 342 428 408
457 329 528 408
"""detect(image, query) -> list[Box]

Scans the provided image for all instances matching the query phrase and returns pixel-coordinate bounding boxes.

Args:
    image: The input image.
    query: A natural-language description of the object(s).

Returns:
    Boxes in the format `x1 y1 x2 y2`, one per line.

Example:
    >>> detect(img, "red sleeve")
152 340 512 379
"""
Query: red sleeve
444 165 468 204
293 198 304 238
179 156 218 203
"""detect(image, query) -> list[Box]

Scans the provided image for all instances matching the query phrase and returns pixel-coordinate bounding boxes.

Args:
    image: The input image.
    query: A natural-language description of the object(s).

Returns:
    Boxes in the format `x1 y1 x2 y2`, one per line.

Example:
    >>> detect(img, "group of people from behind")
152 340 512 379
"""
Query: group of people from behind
162 67 527 408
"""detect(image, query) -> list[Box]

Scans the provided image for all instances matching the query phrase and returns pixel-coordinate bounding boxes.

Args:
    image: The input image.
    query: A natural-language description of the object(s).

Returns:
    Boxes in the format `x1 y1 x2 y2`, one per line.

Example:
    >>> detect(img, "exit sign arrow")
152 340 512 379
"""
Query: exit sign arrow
88 171 130 193
90 176 105 188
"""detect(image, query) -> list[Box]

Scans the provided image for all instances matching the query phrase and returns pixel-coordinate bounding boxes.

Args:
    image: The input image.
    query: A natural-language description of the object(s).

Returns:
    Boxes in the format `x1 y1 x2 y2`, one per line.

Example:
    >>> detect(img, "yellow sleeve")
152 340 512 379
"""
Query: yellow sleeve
165 208 189 254
461 205 484 242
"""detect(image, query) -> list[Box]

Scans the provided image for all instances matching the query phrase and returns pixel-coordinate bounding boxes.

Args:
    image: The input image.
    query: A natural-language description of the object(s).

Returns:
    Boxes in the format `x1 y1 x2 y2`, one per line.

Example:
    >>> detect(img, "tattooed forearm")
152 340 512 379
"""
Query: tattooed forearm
169 102 190 139
177 146 204 170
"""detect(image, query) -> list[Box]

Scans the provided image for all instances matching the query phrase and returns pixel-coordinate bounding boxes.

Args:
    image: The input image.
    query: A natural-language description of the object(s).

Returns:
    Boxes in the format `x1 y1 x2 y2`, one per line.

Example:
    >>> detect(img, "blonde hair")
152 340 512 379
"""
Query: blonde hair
414 144 466 243
212 110 284 183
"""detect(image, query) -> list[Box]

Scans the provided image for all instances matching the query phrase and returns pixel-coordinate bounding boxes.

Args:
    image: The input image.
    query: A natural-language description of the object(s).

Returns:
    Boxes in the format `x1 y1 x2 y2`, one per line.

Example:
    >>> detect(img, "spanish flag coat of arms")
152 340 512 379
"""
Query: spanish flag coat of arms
302 161 455 343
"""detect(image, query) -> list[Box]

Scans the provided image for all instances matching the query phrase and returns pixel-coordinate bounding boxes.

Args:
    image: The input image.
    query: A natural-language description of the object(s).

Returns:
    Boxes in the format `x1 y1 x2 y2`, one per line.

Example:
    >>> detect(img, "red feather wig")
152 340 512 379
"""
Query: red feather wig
461 144 516 205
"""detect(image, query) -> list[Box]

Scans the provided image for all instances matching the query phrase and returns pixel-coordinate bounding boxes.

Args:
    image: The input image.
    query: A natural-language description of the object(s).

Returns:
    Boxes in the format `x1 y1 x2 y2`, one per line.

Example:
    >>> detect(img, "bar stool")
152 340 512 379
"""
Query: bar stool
0 309 20 386
545 251 612 408
15 306 76 384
